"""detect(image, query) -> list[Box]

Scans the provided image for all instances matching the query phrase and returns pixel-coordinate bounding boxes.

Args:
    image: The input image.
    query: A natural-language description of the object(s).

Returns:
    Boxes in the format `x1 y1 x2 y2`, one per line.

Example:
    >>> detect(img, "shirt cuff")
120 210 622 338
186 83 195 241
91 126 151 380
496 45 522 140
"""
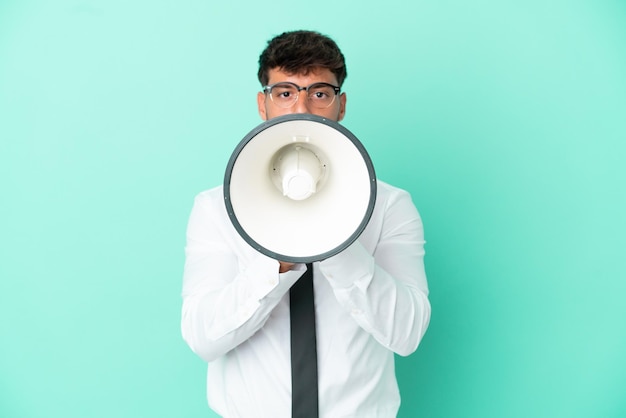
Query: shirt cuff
318 241 374 290
244 253 304 301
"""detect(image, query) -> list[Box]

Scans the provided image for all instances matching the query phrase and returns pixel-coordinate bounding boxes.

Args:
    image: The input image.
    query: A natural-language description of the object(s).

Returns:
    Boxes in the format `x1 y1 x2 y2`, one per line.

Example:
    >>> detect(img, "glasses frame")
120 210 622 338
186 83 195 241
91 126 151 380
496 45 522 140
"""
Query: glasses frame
263 82 341 109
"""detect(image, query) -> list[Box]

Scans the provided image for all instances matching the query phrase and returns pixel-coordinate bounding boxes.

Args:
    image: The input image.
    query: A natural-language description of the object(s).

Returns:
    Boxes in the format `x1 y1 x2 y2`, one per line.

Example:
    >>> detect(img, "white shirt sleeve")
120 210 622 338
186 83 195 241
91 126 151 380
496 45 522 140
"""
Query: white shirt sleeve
180 190 304 362
319 187 431 356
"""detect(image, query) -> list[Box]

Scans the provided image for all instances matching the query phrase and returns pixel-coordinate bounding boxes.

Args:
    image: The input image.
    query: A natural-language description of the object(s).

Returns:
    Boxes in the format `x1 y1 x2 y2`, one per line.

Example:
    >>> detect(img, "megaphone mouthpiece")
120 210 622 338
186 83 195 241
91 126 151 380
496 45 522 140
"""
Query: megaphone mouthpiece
274 145 324 201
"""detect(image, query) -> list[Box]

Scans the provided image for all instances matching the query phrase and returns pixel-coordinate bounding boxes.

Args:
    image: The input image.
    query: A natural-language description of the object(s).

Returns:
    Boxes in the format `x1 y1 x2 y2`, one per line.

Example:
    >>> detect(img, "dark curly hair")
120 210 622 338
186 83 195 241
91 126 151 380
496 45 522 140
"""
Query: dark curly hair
257 30 347 87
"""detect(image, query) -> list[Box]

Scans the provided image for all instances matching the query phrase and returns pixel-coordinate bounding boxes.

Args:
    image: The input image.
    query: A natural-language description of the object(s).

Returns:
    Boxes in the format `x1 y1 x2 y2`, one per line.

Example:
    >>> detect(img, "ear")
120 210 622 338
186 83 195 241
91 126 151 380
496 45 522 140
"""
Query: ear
337 92 347 121
257 91 268 121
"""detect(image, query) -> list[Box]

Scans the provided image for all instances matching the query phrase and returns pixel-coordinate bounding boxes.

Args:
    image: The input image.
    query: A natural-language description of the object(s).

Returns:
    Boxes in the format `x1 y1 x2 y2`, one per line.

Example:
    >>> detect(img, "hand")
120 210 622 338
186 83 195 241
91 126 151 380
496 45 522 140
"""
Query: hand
278 261 295 273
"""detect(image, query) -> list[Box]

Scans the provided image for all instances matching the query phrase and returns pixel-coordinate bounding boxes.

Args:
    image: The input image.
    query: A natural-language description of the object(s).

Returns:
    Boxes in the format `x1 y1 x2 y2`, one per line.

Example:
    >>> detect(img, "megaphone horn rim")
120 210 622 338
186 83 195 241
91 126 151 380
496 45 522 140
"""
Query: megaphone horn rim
223 113 377 263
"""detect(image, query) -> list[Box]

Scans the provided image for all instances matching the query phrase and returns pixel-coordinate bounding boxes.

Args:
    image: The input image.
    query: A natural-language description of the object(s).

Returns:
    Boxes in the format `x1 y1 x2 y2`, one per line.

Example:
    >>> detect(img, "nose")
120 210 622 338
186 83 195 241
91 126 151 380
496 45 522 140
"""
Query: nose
292 92 311 114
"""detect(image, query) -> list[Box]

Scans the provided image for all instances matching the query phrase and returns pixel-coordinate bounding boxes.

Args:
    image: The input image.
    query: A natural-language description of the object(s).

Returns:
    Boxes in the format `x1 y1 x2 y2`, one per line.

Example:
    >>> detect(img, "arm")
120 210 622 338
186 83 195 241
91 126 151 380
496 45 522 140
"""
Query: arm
319 188 431 356
180 191 303 362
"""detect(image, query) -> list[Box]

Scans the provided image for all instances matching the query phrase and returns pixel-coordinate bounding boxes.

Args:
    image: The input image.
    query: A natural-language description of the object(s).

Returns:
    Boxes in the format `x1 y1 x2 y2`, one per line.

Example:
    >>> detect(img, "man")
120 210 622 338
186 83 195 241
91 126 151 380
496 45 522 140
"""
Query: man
181 30 431 417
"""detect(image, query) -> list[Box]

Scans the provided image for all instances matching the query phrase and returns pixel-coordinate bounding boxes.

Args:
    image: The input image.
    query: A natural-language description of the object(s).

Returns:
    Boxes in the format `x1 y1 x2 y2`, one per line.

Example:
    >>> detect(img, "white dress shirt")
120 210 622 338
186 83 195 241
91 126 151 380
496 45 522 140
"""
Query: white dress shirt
181 180 431 418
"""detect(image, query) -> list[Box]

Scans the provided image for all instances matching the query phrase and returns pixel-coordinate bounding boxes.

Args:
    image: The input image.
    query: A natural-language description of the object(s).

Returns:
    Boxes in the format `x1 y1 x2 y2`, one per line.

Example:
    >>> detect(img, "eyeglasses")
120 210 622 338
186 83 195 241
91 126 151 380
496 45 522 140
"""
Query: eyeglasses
263 82 341 109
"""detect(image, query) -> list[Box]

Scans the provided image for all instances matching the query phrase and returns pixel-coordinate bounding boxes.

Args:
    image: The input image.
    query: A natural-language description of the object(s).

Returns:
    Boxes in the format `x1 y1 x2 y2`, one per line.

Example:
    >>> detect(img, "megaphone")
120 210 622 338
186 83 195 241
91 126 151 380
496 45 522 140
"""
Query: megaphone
224 113 376 263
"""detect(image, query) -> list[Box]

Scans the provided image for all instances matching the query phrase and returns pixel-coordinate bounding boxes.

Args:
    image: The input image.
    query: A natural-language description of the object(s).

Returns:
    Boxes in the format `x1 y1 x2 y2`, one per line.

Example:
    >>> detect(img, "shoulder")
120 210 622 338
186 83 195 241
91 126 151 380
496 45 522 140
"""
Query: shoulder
373 179 422 223
193 185 224 206
376 179 408 195
187 185 228 221
376 179 413 205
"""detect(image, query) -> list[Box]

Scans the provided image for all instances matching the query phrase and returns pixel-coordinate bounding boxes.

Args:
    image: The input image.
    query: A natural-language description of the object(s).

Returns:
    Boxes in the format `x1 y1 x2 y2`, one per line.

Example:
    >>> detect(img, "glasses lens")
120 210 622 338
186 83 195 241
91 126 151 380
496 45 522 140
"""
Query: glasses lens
269 83 299 108
267 82 339 109
307 83 337 108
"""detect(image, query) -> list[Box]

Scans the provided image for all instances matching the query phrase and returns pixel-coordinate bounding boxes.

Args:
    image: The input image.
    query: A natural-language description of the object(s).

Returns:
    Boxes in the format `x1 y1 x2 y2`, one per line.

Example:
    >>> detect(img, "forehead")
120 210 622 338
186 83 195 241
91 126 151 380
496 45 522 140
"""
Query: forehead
267 67 339 86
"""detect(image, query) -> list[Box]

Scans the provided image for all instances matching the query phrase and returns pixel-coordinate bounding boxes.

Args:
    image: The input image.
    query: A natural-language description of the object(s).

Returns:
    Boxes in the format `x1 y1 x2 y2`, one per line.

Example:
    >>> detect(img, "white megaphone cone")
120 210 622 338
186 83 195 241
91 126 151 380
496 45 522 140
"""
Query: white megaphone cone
223 113 376 263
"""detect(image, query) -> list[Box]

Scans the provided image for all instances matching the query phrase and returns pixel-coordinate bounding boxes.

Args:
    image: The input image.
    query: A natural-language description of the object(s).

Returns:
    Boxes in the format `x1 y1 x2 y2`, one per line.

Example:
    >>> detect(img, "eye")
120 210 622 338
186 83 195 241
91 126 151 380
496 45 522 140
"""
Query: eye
271 84 297 100
308 84 335 101
312 91 329 99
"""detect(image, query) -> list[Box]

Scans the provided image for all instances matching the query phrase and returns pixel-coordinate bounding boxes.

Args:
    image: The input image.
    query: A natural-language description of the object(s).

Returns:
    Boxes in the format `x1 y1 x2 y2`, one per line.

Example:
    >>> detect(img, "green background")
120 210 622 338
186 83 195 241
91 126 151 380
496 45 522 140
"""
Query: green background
1 0 625 417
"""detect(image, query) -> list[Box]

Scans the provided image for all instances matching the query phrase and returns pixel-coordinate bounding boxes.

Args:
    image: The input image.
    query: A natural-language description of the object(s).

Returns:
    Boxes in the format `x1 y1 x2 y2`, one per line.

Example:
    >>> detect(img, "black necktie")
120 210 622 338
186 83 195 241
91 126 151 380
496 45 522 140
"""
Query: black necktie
290 263 319 418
